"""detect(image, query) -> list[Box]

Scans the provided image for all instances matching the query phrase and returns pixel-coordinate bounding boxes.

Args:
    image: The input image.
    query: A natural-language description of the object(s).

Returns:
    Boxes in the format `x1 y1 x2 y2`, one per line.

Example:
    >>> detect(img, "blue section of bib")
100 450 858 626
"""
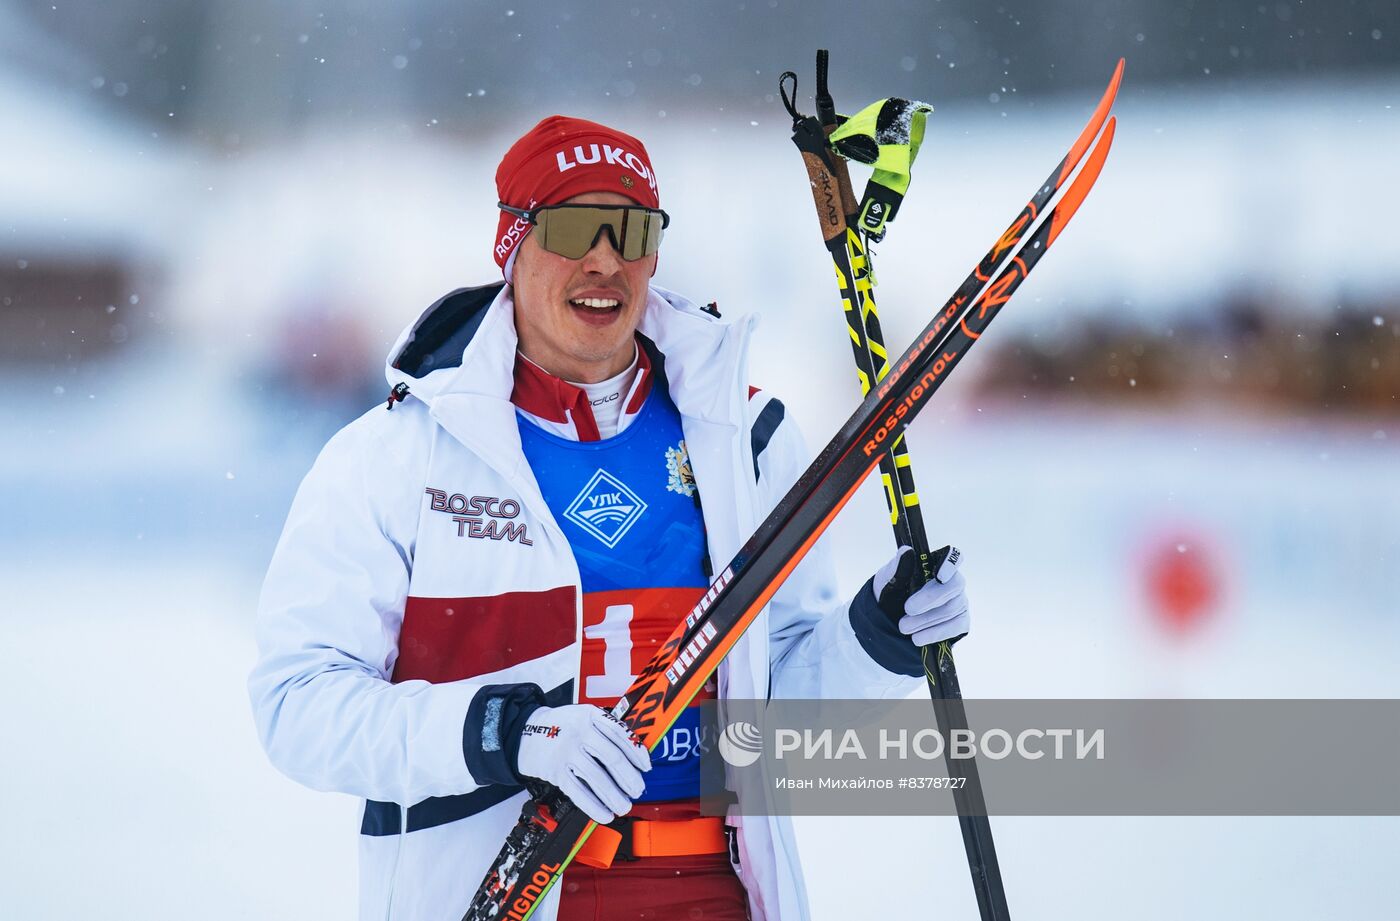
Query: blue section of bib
518 383 709 802
519 386 707 594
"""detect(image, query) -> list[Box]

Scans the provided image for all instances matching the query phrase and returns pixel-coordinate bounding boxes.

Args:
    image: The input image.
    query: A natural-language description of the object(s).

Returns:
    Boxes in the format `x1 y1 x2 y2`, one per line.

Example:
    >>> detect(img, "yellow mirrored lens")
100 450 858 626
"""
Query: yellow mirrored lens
535 207 662 261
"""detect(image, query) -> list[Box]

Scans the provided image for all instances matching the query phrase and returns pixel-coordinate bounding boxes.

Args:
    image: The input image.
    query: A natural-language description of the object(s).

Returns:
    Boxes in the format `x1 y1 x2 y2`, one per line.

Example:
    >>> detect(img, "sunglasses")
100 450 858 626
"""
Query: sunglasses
499 202 670 261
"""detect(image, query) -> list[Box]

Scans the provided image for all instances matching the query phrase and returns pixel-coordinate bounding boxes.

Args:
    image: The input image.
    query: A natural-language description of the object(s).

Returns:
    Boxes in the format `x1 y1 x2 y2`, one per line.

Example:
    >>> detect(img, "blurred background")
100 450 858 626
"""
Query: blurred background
2 0 1397 917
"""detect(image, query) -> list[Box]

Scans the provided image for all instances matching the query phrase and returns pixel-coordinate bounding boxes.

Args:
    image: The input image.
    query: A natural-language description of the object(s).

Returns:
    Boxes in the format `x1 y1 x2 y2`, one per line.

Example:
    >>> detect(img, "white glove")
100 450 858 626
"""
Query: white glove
875 545 971 646
515 704 651 825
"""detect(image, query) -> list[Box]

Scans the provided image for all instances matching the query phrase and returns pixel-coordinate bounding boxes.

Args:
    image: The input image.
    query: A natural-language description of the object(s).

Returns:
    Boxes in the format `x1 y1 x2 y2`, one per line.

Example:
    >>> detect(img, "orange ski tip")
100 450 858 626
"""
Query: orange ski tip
1060 58 1125 185
1104 58 1126 109
1047 116 1116 247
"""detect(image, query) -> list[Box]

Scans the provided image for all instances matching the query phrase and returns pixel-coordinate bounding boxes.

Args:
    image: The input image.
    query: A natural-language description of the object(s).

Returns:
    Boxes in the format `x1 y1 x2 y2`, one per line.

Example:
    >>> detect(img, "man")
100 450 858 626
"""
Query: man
249 116 971 921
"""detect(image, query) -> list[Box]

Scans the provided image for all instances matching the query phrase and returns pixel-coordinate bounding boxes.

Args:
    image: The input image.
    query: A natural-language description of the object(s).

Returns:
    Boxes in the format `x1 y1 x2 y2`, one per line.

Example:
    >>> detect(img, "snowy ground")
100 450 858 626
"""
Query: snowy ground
3 346 1397 919
2 562 360 919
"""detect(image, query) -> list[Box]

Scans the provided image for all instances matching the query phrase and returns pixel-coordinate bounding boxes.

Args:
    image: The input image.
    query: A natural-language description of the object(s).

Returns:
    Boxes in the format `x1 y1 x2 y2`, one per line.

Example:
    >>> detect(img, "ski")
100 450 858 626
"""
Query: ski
463 73 1119 921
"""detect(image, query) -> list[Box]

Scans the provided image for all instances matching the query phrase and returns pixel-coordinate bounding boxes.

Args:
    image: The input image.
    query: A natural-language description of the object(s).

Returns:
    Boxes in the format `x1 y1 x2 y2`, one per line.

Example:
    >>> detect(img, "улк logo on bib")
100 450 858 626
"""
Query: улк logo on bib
563 469 647 548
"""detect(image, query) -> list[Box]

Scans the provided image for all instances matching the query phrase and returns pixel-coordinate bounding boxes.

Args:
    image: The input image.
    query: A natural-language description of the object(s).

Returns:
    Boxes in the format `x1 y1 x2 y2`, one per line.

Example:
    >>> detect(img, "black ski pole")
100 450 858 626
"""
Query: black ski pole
785 48 1015 920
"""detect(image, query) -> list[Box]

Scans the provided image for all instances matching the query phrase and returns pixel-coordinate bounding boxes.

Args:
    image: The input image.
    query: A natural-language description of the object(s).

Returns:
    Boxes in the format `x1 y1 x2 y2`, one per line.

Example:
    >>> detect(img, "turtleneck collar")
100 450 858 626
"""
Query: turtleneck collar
511 338 654 442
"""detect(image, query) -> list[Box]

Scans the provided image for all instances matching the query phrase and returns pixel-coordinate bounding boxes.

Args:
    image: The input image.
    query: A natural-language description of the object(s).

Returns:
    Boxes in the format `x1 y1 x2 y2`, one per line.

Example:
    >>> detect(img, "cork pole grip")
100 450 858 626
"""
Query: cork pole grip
801 150 846 244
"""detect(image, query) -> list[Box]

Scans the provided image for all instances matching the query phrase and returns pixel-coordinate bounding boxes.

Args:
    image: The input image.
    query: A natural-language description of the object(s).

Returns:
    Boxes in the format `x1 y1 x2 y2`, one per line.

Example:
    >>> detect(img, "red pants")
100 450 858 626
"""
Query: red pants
557 852 749 921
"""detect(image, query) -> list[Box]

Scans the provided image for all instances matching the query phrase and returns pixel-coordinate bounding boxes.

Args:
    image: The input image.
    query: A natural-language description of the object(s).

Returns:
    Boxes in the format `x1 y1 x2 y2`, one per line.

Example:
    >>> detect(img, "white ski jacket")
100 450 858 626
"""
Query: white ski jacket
249 282 924 921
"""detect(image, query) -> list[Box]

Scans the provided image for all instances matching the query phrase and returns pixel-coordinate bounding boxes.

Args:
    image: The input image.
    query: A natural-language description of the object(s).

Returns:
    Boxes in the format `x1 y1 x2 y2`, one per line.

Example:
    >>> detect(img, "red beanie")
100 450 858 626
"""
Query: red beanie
493 116 660 276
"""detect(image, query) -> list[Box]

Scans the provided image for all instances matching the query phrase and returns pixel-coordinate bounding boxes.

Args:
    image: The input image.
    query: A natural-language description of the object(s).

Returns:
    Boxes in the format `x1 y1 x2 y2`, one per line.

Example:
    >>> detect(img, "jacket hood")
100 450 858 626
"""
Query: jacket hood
383 282 756 425
384 282 504 404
